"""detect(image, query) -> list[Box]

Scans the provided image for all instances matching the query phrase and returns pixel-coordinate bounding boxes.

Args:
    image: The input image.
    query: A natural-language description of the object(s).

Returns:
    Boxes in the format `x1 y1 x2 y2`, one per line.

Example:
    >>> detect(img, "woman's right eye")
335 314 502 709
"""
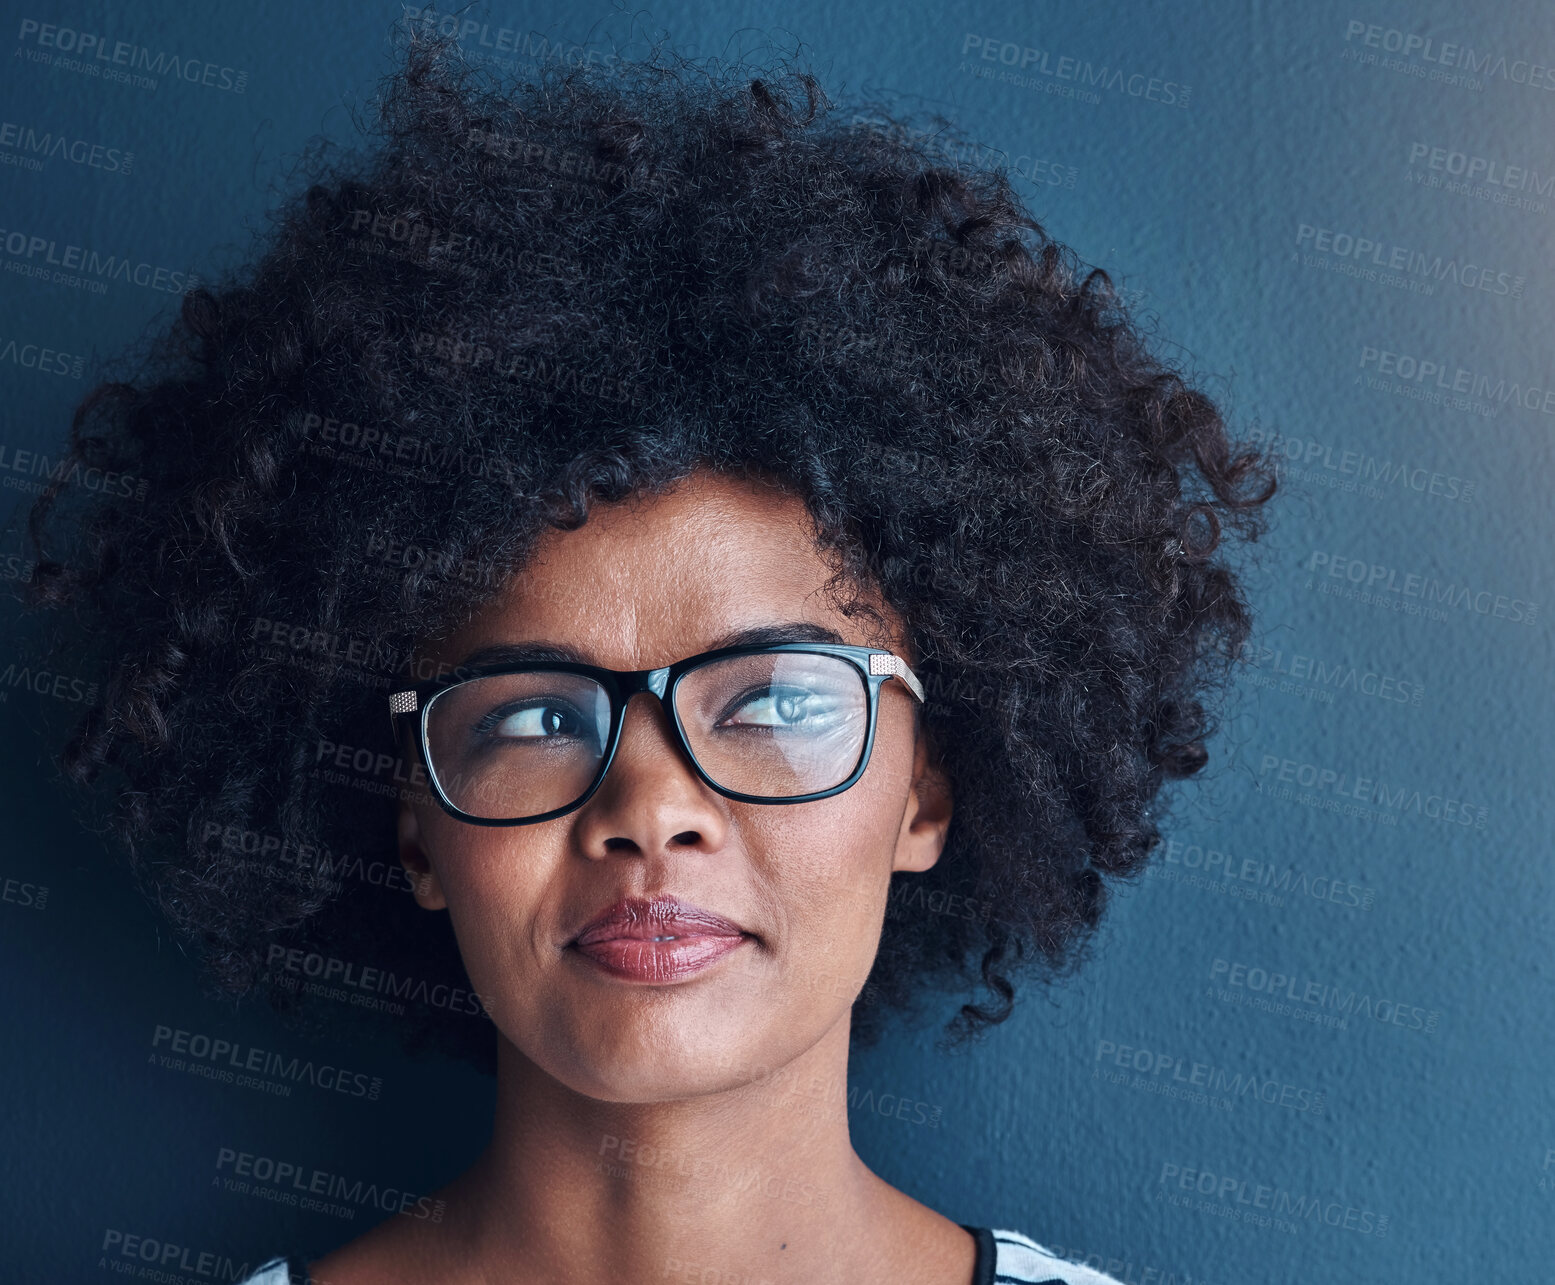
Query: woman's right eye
478 702 579 739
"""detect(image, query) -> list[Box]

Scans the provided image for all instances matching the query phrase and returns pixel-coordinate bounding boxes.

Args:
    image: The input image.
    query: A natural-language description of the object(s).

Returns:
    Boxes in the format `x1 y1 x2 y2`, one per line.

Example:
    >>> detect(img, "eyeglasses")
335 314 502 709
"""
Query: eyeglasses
388 643 926 826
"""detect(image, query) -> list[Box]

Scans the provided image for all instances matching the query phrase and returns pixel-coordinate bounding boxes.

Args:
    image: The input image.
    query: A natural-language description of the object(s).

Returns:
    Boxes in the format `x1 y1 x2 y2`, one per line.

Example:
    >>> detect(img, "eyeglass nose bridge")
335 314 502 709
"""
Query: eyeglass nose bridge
595 665 702 801
610 665 673 708
609 664 679 739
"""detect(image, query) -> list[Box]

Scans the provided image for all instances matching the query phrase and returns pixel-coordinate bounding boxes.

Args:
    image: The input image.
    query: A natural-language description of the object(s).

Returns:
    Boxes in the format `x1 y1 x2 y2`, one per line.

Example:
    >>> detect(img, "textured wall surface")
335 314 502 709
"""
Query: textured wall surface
1 1 1550 1280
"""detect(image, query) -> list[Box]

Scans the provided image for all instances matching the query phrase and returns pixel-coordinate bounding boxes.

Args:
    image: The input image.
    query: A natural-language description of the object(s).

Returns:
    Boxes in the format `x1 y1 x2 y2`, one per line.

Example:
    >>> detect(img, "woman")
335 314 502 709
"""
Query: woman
26 31 1273 1285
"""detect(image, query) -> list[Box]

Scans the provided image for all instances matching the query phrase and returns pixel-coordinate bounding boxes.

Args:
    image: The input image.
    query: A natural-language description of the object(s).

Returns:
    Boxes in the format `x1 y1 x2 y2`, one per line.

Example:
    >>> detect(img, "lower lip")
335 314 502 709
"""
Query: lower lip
569 933 749 982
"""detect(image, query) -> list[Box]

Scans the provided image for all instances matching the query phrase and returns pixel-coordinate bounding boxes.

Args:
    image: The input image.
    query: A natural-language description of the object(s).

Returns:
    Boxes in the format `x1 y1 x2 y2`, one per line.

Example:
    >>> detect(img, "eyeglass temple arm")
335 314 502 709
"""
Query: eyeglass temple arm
868 652 925 703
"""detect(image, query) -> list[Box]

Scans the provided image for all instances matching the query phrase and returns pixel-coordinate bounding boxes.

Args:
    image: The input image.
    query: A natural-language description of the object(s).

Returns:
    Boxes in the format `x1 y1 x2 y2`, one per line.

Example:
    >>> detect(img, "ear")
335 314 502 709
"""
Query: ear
891 722 953 874
398 799 449 911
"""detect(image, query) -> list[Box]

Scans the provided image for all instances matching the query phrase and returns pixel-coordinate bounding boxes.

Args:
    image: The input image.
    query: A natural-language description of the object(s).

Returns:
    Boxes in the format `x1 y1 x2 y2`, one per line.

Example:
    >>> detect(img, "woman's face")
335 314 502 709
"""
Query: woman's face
397 469 952 1102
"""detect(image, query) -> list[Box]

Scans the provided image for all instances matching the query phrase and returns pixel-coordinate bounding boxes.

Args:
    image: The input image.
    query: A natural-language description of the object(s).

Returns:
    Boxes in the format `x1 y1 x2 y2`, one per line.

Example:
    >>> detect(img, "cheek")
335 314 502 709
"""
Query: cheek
854 711 921 819
734 773 905 981
758 704 917 927
418 810 559 982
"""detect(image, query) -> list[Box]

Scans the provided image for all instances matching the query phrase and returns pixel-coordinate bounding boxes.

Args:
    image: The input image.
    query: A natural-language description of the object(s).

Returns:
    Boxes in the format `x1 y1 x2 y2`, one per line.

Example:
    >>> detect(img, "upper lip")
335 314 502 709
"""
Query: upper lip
569 894 748 947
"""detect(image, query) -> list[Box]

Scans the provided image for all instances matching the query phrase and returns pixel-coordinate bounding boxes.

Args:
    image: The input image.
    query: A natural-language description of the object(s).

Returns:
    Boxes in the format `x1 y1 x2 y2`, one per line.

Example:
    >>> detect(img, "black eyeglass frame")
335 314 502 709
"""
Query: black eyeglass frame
387 642 927 826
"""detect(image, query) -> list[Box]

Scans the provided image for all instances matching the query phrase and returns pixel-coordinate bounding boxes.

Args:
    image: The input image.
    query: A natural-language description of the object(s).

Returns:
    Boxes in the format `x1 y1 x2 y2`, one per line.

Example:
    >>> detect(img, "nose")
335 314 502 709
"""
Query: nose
571 690 728 857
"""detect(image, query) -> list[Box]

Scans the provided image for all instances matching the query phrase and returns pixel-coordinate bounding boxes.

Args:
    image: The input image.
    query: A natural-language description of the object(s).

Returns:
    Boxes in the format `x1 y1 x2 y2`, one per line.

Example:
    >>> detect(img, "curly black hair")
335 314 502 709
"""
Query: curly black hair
22 31 1274 1073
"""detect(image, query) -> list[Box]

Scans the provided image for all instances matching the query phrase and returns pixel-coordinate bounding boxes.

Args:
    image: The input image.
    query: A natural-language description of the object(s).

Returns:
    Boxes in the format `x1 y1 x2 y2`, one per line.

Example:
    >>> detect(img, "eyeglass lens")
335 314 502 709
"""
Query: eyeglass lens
421 653 870 820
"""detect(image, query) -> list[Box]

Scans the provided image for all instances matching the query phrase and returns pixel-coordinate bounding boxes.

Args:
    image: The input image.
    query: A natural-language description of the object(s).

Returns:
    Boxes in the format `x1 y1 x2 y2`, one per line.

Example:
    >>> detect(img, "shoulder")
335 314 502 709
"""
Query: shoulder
989 1229 1130 1285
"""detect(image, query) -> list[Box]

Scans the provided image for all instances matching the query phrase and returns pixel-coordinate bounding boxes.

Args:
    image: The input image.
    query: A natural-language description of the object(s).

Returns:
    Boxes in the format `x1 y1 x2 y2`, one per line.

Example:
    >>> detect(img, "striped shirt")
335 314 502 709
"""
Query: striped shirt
964 1226 1128 1283
236 1226 1126 1284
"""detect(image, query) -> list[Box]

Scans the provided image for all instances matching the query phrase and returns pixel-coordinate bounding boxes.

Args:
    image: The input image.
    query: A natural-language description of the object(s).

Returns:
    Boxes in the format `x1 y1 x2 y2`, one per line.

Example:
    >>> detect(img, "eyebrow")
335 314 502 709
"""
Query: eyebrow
451 621 849 672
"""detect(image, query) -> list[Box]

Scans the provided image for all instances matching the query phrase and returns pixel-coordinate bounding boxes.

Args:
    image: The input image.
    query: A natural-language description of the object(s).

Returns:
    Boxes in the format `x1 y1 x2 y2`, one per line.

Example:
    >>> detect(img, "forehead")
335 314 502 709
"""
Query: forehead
428 470 895 669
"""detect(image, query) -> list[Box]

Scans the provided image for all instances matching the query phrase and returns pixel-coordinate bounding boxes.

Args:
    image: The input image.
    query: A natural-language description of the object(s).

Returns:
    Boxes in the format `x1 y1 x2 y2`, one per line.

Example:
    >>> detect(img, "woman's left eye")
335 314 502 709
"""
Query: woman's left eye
722 687 825 727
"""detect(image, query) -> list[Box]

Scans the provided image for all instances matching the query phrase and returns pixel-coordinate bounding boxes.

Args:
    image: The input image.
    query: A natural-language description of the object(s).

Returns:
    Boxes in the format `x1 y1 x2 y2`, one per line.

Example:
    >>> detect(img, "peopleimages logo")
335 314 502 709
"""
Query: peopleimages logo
265 944 493 1018
1295 222 1525 297
151 1025 383 1100
1342 20 1555 91
398 6 620 74
1157 1160 1390 1236
958 33 1190 107
1247 426 1474 505
1258 753 1489 830
1094 1039 1326 1114
0 121 132 173
15 18 248 92
1243 642 1426 707
1156 837 1376 910
215 1147 445 1221
598 1134 827 1209
1305 550 1536 626
1359 345 1555 418
1209 958 1440 1033
0 224 198 295
0 441 145 499
0 338 85 378
100 1229 261 1280
1407 142 1555 198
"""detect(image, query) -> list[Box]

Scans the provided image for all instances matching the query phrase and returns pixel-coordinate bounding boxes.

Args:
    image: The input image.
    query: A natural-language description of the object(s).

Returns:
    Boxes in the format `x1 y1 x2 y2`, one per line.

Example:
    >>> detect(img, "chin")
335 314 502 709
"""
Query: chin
518 1008 754 1099
560 1055 746 1105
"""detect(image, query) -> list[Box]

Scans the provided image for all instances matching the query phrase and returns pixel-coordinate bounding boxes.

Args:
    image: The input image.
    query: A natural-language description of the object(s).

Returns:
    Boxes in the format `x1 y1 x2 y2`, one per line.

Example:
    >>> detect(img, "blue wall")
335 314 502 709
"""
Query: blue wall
2 1 1550 1280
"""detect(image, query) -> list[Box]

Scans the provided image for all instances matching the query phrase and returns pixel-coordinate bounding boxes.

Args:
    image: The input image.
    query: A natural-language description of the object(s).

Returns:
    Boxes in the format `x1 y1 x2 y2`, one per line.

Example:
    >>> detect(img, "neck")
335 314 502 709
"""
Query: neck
443 1017 890 1283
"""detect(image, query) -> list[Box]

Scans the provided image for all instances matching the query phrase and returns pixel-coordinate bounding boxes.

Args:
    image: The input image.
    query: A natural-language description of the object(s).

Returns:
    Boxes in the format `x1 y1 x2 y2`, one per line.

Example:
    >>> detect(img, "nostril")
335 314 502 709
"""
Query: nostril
671 831 701 845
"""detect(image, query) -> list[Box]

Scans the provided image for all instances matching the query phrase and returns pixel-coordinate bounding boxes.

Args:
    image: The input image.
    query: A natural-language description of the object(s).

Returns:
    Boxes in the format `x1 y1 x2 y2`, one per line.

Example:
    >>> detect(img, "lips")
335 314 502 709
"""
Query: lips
568 894 750 982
